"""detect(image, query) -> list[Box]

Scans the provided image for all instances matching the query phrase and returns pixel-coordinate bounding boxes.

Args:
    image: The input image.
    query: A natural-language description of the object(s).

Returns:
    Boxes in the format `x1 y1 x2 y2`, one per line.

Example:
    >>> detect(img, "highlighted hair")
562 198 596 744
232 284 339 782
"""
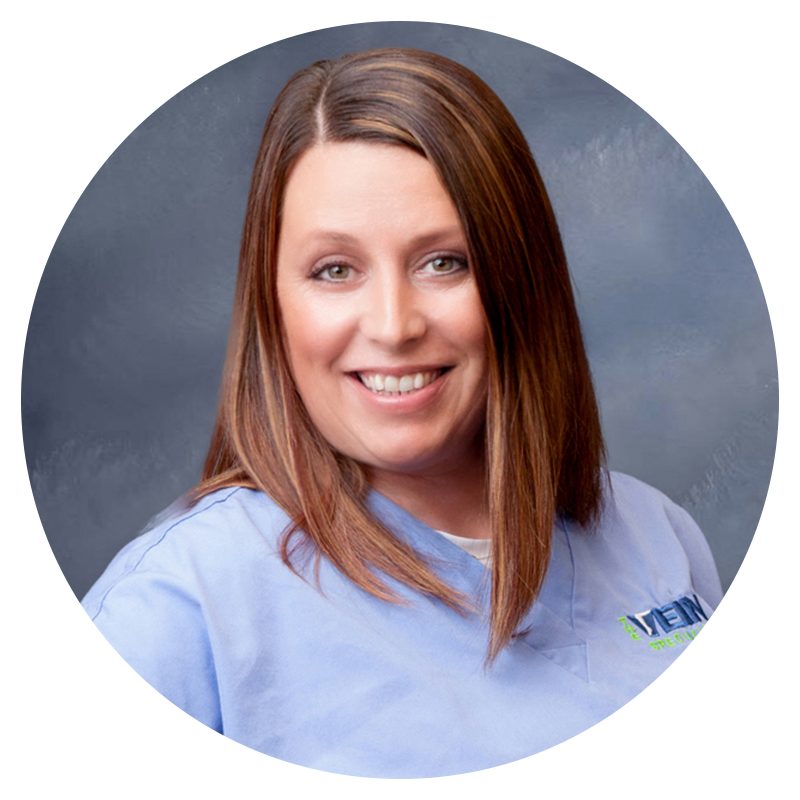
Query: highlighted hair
194 49 606 664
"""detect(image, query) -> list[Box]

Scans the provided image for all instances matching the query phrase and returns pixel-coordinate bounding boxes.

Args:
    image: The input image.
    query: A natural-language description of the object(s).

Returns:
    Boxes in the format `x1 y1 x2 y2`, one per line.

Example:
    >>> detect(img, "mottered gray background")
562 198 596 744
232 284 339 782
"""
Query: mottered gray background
22 22 777 600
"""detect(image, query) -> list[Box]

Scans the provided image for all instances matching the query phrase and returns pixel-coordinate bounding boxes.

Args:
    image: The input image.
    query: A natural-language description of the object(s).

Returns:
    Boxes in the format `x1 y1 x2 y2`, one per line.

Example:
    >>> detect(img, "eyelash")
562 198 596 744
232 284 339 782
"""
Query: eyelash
421 255 468 275
310 262 352 281
309 254 468 282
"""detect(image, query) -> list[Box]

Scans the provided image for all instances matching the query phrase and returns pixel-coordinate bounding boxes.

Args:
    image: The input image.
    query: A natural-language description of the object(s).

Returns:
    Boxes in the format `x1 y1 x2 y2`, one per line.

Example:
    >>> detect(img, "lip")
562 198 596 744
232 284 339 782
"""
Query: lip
345 366 451 412
348 364 453 377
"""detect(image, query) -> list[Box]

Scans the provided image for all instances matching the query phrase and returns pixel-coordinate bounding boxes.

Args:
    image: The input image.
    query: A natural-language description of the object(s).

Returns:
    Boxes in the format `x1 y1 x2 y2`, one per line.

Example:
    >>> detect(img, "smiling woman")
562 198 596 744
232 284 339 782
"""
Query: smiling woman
80 48 723 778
277 143 489 522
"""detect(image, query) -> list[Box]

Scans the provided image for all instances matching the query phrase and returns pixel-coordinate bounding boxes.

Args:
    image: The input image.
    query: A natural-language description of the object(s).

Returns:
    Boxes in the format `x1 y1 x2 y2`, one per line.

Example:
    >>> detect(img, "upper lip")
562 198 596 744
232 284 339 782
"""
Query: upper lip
348 365 452 376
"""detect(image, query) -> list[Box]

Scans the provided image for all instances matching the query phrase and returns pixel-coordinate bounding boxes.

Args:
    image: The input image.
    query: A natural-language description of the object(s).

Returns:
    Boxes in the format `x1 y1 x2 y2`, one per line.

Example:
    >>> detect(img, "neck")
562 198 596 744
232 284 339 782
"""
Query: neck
369 440 490 540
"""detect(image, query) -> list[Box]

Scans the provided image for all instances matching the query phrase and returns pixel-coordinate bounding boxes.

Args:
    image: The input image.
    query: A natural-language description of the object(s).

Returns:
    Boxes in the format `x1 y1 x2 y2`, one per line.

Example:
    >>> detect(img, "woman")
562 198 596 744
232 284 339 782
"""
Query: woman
82 48 722 778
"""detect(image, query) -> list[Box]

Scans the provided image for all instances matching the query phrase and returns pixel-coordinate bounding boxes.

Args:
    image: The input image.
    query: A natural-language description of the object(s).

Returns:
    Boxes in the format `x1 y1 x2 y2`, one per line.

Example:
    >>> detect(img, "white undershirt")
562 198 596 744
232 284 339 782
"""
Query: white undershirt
435 530 493 568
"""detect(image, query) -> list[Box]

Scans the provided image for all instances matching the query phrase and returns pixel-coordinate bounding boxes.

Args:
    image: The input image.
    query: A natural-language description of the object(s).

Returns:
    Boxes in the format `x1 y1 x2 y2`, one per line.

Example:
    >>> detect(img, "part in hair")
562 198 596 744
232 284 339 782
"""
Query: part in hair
194 48 607 665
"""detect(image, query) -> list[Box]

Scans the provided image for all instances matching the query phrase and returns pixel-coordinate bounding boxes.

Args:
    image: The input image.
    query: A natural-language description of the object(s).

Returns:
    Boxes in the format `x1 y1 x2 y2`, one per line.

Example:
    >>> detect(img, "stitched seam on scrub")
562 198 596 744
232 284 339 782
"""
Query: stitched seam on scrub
560 515 577 631
90 487 243 622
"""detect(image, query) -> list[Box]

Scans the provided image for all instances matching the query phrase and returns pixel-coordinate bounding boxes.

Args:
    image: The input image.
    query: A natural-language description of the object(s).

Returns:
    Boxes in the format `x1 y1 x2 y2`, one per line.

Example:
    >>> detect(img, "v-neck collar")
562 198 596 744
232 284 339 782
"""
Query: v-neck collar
366 489 492 602
366 489 589 681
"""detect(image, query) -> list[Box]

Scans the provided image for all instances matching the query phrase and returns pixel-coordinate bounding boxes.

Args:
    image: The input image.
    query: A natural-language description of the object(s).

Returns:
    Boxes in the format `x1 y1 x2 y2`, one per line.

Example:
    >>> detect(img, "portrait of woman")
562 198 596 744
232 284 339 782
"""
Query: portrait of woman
76 47 727 778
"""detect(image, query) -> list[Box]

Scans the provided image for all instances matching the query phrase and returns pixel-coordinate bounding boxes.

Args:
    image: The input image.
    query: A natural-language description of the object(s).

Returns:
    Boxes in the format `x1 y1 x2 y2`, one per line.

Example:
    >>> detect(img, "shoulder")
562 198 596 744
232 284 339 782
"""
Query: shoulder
604 471 705 540
597 471 723 608
80 486 292 731
82 486 291 618
605 470 678 512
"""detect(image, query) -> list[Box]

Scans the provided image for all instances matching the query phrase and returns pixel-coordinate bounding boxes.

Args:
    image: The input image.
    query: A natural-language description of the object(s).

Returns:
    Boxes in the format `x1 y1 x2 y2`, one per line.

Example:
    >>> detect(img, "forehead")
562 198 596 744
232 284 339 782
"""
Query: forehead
280 142 463 240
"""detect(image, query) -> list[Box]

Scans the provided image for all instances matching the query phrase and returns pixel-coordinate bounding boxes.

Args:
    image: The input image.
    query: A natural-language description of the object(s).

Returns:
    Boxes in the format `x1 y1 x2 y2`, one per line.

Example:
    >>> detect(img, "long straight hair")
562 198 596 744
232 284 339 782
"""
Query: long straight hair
194 48 606 664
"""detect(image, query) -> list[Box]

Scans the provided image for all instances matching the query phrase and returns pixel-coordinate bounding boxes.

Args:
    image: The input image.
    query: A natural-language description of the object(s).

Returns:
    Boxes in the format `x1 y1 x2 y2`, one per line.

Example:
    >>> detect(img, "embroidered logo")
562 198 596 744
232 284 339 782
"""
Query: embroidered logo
618 594 708 651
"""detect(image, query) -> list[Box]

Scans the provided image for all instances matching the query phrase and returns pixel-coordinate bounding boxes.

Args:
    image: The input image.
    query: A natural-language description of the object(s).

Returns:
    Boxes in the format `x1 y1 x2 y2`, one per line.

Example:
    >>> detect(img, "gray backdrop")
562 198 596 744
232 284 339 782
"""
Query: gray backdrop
22 22 777 600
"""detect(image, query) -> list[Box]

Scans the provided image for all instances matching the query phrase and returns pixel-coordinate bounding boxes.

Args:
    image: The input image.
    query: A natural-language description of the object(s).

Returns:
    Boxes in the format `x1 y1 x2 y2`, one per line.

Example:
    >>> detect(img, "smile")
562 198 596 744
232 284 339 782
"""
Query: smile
357 369 445 396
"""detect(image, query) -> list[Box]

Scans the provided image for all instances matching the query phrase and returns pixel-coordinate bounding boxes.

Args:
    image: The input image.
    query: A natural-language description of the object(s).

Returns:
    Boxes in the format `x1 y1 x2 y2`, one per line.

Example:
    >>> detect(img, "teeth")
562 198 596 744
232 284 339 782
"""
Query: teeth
357 370 442 396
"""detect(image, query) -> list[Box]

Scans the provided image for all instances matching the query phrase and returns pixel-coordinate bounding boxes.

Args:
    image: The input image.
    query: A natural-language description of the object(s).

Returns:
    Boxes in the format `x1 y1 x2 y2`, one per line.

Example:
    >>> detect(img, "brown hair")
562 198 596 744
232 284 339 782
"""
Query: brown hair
194 48 606 664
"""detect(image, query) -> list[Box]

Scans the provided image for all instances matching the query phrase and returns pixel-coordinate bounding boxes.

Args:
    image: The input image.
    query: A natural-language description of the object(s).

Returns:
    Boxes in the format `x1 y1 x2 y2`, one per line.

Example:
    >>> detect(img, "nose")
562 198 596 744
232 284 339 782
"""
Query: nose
361 268 426 348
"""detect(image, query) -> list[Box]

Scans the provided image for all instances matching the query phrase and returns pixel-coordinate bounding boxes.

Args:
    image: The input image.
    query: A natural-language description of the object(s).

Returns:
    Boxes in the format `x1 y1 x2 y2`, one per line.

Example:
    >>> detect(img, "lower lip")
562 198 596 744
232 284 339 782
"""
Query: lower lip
346 371 450 412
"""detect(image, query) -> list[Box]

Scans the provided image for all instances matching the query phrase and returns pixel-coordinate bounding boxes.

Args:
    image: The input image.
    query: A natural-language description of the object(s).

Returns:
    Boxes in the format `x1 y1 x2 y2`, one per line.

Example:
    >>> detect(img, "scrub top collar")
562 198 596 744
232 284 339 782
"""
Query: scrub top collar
366 489 589 679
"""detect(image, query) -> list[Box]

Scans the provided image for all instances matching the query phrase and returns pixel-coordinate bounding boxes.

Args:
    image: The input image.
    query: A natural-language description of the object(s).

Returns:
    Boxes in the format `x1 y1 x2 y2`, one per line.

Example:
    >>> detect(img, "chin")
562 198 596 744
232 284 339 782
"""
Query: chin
359 444 461 477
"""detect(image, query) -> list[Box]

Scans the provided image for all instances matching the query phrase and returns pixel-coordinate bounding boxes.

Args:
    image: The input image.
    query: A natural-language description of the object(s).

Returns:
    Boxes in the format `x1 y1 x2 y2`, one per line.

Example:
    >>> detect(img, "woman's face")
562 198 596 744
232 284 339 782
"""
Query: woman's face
276 142 488 478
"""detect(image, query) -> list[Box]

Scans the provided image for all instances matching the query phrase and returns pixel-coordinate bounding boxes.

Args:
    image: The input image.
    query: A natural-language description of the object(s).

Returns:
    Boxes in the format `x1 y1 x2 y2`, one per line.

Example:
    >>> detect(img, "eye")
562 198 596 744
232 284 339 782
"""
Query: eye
422 255 468 275
313 263 352 281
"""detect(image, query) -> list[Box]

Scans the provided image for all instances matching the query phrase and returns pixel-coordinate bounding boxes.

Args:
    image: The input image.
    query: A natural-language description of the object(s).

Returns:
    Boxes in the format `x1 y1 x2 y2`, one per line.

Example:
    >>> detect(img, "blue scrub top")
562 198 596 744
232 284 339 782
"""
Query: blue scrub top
82 471 722 778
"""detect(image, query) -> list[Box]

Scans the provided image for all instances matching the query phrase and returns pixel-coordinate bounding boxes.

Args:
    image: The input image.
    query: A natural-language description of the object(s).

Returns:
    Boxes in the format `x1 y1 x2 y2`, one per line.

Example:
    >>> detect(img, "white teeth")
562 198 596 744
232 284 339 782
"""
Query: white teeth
357 370 442 396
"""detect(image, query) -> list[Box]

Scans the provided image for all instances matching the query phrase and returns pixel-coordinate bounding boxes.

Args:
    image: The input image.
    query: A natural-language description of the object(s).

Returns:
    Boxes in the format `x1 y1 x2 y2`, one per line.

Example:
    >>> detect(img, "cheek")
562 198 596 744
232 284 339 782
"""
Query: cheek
467 310 488 356
445 290 488 362
280 297 353 385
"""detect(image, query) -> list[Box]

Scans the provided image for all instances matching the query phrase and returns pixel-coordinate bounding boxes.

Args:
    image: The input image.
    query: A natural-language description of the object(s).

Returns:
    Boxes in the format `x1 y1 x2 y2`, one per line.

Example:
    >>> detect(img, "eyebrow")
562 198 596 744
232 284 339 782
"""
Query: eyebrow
304 227 466 249
306 231 360 247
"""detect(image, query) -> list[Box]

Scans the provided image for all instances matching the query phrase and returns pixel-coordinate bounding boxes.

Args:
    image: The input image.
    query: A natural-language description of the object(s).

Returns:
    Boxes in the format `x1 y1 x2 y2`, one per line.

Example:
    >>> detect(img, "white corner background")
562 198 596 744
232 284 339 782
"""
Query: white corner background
4 2 795 797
